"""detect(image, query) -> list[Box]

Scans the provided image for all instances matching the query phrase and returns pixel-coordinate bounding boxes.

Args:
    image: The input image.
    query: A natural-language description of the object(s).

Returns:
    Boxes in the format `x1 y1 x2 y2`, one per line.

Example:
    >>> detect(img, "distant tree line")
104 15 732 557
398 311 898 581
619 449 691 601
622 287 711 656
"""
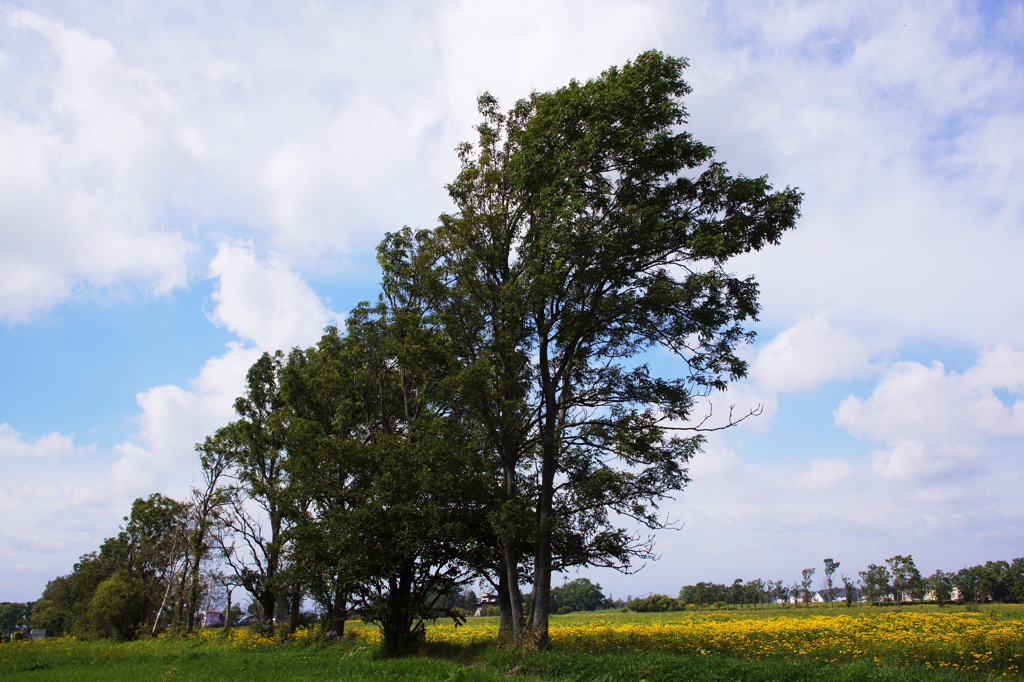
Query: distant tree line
626 555 1024 612
23 51 801 656
29 494 208 640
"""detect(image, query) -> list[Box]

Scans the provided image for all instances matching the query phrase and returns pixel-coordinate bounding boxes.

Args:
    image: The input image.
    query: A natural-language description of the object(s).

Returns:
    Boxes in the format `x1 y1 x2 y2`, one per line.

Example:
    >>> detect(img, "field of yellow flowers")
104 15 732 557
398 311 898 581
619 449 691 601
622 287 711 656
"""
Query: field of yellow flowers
351 607 1024 678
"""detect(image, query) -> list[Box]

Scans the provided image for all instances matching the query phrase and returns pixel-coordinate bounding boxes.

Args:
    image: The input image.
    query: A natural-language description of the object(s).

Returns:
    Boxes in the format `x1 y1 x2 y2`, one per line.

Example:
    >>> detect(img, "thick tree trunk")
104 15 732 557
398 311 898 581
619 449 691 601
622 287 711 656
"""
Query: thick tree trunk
325 591 348 637
498 460 525 644
501 542 525 642
529 405 559 646
497 567 512 641
259 585 276 630
380 563 423 657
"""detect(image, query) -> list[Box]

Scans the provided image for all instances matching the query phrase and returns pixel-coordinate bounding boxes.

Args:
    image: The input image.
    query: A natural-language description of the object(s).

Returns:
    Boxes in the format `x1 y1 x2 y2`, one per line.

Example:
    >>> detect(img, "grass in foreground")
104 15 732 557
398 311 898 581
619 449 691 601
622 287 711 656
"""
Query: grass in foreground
2 605 1022 681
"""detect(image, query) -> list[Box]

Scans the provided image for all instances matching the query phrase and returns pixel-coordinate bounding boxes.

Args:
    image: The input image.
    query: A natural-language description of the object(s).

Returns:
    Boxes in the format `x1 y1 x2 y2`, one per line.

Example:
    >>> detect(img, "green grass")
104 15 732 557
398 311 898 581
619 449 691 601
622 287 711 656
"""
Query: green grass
1 639 1001 682
0 637 515 681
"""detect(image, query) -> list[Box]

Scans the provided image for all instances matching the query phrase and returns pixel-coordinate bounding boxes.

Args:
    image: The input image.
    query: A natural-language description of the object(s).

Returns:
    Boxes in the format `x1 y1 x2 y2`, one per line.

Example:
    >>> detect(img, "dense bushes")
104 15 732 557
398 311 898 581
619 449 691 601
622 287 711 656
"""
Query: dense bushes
628 594 683 612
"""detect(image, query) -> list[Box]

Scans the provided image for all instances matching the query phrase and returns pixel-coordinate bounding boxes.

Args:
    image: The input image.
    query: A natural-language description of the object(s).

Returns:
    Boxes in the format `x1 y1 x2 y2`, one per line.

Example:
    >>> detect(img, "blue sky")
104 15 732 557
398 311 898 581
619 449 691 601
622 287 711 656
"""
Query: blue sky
2 0 1022 603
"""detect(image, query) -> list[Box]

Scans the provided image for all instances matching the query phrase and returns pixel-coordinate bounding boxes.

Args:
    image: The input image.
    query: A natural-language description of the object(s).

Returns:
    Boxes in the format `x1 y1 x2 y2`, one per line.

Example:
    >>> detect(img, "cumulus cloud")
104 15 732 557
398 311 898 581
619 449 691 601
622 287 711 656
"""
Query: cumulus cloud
687 436 744 482
0 423 93 461
0 10 194 320
712 312 875 432
207 240 342 351
751 312 872 394
109 347 260 500
835 346 1024 480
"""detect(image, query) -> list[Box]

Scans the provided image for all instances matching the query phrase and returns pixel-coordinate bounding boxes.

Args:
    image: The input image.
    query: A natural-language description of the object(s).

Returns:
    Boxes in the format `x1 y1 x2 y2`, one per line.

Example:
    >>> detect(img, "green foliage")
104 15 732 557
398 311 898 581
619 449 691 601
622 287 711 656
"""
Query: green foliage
31 552 109 637
800 568 816 605
84 573 146 640
860 563 892 607
550 578 609 613
627 594 681 612
887 555 924 607
0 603 31 635
928 570 955 607
207 351 291 628
822 558 840 604
841 574 859 607
30 494 188 638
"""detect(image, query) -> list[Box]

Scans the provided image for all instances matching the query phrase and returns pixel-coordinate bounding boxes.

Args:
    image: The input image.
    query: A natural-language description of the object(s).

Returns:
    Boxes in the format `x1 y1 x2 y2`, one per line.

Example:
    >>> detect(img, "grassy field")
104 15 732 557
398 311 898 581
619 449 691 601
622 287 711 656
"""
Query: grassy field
2 604 1022 681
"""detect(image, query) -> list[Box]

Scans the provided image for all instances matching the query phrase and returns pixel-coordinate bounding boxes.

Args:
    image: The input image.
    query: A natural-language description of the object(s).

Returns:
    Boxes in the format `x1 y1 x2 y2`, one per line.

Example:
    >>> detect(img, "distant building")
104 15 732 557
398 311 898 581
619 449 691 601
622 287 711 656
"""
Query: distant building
199 610 224 627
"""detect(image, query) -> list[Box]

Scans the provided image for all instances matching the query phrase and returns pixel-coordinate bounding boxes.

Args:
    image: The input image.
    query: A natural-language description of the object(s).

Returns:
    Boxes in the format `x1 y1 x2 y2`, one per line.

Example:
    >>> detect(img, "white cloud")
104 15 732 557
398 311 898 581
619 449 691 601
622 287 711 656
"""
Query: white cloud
207 240 342 351
0 10 195 320
794 457 854 491
751 312 872 393
710 313 874 432
437 0 666 114
0 423 93 461
110 345 260 500
835 346 1024 480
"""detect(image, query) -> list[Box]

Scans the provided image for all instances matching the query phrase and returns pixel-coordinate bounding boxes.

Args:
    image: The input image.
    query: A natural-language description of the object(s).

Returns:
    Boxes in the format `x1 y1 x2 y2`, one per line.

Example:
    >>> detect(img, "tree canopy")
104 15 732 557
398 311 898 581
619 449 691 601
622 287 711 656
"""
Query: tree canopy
391 48 802 644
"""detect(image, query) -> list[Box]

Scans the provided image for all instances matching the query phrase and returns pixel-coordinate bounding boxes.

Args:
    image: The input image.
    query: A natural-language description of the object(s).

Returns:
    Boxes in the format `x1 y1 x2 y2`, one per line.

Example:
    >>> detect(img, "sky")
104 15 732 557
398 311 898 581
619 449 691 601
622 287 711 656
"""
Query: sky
1 0 1022 604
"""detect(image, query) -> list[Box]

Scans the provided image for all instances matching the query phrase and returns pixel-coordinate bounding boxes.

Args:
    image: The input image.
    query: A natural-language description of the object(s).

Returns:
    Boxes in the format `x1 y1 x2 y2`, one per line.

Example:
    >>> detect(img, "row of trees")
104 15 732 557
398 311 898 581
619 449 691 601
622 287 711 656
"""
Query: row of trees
632 555 1024 613
858 557 1024 608
29 50 801 655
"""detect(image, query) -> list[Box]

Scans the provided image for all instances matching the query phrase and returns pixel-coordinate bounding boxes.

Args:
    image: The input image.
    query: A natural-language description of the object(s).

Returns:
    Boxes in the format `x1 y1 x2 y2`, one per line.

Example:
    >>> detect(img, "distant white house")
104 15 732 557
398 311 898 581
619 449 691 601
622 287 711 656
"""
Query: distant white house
784 589 862 604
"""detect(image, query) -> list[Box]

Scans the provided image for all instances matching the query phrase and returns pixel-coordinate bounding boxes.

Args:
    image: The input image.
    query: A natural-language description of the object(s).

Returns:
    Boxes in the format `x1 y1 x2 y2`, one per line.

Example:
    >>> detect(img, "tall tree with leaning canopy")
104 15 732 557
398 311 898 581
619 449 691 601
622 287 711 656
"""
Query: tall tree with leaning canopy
382 49 802 646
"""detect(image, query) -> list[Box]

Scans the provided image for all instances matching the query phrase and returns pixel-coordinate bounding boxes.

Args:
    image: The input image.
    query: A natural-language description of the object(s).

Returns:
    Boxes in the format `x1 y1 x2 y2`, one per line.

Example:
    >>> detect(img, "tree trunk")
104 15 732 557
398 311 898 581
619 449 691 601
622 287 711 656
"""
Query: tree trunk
325 593 348 638
529 410 558 646
498 460 525 644
380 563 422 657
288 588 300 634
497 567 512 641
224 587 233 635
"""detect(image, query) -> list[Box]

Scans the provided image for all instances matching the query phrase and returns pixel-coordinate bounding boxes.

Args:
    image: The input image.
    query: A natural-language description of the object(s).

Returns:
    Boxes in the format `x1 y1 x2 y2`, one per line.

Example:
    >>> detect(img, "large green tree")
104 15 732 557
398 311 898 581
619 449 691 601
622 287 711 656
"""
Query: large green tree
886 555 923 607
384 49 801 645
551 578 609 613
0 603 32 636
859 563 892 607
